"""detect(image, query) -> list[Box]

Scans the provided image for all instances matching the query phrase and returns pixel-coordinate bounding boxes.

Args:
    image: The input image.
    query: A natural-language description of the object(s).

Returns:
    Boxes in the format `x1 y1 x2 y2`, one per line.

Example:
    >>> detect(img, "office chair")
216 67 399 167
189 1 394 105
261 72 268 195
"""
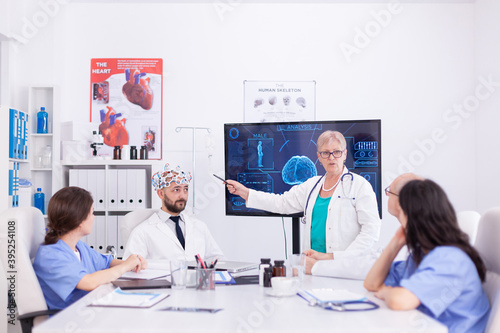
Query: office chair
0 207 59 333
120 208 156 253
457 210 481 245
475 207 500 333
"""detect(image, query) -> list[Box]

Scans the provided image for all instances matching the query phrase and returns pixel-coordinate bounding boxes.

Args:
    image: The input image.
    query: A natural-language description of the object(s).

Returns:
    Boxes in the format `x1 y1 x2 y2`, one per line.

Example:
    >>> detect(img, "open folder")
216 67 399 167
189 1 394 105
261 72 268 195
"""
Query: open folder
89 288 170 308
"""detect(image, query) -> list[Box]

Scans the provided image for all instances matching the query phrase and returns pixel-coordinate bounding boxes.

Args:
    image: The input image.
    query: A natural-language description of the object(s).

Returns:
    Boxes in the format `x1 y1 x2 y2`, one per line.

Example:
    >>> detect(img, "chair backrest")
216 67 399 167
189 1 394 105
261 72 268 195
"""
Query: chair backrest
0 207 47 317
457 210 481 245
475 207 500 333
120 208 156 249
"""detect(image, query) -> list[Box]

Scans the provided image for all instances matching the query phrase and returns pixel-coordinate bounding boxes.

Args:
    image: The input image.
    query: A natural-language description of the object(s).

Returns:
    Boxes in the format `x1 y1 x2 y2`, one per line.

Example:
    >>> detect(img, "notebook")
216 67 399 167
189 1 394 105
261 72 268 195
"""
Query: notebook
112 279 171 290
188 260 258 273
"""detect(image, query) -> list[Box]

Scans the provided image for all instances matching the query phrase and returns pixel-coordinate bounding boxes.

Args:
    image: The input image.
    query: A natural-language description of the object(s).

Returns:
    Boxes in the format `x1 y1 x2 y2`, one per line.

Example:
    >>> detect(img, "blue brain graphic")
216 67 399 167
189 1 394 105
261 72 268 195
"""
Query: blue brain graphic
282 156 317 185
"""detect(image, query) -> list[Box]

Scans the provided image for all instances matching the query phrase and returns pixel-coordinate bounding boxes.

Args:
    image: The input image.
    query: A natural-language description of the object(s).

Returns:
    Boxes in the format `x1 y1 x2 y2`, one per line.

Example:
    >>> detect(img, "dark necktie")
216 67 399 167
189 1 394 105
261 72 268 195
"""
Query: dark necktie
170 216 185 249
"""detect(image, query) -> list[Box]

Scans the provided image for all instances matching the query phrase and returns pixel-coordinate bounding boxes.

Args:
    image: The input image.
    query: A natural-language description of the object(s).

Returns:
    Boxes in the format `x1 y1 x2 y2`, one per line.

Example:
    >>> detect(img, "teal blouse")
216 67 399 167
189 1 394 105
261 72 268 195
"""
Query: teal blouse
310 195 332 253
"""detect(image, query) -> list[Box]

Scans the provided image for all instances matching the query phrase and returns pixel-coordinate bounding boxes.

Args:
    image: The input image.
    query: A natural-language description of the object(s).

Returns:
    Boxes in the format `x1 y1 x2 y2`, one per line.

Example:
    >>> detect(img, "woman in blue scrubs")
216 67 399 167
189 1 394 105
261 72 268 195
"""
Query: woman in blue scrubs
364 178 489 333
33 187 147 310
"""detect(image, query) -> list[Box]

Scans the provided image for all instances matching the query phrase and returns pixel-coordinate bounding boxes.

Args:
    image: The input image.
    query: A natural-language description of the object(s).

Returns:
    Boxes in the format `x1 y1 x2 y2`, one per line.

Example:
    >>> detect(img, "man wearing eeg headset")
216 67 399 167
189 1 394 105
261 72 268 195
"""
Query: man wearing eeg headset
124 163 224 261
225 130 381 279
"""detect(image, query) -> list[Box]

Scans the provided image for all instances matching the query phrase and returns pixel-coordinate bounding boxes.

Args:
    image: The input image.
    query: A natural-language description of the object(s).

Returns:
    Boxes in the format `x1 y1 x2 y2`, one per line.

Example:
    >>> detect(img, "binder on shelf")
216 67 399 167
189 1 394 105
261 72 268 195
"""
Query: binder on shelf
78 169 88 191
23 112 29 159
126 169 136 210
9 109 18 159
86 215 97 251
117 215 125 258
108 169 118 210
135 169 146 209
95 215 106 254
95 170 106 211
8 161 19 208
117 169 127 209
69 169 79 187
87 170 98 210
107 215 118 256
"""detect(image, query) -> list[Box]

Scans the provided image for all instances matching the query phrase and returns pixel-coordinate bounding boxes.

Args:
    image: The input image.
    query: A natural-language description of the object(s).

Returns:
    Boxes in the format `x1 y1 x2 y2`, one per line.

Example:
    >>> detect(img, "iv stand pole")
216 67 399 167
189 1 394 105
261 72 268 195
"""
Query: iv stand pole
175 126 211 214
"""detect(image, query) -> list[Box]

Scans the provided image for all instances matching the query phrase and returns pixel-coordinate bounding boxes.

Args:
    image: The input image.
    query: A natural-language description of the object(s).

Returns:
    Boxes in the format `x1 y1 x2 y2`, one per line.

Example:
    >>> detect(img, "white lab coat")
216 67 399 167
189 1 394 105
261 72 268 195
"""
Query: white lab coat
123 211 224 261
246 167 381 278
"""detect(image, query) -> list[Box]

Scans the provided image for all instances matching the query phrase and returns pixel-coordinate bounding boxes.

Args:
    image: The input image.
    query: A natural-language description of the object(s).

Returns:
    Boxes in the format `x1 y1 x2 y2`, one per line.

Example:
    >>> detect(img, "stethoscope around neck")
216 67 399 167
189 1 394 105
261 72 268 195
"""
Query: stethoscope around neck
300 170 355 224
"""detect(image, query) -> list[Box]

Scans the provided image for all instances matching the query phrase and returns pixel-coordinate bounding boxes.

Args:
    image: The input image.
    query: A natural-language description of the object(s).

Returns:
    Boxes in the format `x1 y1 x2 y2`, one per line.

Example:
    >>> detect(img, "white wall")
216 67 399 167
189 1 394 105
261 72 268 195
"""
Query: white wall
5 1 489 262
475 0 500 214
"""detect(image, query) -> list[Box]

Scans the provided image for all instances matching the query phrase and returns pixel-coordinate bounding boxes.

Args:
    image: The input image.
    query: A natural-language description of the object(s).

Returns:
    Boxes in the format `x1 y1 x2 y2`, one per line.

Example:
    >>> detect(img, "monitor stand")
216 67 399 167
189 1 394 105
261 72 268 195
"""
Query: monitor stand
292 217 300 254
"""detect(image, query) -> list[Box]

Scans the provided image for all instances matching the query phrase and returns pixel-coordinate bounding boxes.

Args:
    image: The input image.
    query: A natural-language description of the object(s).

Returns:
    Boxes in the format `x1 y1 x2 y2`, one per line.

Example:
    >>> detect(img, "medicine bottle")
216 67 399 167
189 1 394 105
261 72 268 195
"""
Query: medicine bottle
263 267 273 288
273 260 286 277
258 258 272 286
140 145 148 160
130 146 138 160
113 146 121 160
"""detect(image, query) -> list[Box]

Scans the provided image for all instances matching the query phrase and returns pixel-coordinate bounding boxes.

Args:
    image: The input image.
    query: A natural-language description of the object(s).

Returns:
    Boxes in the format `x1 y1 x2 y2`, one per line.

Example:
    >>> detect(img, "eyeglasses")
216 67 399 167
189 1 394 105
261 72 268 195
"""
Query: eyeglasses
318 150 344 159
384 186 398 197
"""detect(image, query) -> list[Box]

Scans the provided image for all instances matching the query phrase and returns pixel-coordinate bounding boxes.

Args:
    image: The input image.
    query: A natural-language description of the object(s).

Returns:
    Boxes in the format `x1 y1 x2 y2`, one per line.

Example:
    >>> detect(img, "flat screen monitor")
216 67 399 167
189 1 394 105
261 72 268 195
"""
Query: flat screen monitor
224 120 382 217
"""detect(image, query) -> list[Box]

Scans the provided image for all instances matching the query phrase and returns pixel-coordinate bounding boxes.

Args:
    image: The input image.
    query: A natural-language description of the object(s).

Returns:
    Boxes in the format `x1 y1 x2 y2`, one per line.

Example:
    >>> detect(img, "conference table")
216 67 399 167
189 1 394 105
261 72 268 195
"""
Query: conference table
34 272 447 333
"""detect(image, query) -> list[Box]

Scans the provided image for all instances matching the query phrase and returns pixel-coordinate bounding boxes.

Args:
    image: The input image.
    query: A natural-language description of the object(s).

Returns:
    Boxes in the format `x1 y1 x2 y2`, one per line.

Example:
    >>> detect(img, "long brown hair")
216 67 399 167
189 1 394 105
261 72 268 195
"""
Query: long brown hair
399 179 486 281
45 186 94 244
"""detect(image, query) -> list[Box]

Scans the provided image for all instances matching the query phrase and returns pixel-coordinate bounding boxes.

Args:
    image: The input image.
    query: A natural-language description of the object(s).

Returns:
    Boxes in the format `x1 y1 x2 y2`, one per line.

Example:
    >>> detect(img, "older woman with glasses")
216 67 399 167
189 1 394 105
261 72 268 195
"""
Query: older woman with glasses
225 130 380 278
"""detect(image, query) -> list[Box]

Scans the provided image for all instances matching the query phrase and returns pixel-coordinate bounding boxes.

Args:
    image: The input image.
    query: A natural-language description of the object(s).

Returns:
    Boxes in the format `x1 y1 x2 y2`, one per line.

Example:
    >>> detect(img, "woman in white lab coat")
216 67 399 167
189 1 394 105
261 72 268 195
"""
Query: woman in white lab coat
226 130 381 278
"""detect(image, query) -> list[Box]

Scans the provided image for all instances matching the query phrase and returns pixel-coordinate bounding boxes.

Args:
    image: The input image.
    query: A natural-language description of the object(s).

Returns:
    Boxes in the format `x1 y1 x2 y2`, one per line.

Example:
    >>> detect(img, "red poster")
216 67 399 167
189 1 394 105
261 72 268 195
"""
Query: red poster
90 58 162 159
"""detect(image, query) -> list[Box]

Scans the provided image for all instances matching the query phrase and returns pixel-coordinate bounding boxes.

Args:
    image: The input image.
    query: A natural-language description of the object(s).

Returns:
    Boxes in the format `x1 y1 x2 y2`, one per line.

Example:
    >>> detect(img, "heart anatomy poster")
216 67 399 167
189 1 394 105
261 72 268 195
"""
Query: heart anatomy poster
90 58 162 159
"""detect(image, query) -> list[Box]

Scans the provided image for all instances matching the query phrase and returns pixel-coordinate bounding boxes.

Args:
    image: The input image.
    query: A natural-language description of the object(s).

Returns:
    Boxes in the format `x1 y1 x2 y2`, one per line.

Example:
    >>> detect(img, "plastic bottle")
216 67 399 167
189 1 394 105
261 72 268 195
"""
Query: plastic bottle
272 260 286 277
259 258 272 286
37 107 48 134
34 188 45 214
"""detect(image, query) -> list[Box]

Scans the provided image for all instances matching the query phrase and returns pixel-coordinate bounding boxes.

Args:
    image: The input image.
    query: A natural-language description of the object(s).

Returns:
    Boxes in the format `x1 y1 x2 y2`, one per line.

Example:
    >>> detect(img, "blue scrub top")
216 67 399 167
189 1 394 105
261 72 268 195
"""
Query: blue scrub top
33 239 113 310
385 246 490 333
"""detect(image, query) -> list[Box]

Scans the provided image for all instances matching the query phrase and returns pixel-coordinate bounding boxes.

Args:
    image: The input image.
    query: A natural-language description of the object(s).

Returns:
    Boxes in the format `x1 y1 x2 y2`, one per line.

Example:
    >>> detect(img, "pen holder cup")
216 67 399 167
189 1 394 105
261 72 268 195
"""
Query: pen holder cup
195 268 215 291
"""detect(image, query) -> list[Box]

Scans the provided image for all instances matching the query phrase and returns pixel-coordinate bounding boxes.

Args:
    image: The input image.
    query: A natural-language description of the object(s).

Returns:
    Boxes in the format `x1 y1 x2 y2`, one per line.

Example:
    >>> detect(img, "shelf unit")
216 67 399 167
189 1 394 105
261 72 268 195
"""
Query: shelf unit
62 160 154 257
27 86 59 216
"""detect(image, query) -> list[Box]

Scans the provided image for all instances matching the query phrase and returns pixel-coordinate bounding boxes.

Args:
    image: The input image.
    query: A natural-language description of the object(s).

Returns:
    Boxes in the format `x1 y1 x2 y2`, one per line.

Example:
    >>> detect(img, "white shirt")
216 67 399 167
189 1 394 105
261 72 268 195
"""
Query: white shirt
123 211 224 262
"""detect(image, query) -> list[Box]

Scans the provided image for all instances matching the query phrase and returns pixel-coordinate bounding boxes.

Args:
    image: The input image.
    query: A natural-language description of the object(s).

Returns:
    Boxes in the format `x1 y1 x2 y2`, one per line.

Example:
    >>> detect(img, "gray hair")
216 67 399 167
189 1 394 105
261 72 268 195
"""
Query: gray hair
317 130 347 151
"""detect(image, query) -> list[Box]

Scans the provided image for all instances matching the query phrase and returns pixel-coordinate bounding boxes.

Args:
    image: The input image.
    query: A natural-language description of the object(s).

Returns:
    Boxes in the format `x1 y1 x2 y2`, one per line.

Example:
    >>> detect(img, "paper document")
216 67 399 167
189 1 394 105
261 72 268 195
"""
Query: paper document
121 268 170 280
89 288 169 308
298 288 367 304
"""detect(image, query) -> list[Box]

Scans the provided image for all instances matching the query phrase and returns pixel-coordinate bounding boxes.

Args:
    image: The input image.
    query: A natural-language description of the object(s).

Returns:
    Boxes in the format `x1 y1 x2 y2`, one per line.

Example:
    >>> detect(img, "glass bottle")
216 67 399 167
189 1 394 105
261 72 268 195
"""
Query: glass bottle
130 146 138 160
41 145 52 168
263 267 273 288
113 146 121 160
140 145 148 160
272 260 286 277
259 258 272 286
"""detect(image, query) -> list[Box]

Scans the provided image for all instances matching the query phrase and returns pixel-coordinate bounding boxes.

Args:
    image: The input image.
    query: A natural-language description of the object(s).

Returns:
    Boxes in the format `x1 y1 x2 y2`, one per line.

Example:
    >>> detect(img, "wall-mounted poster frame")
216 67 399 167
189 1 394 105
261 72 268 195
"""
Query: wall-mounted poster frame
90 58 162 159
244 80 316 123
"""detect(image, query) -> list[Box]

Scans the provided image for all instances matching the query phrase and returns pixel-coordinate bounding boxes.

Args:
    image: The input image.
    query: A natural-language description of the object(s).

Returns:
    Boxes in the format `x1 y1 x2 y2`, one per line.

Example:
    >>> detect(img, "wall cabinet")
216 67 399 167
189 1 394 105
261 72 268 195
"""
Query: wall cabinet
63 160 153 257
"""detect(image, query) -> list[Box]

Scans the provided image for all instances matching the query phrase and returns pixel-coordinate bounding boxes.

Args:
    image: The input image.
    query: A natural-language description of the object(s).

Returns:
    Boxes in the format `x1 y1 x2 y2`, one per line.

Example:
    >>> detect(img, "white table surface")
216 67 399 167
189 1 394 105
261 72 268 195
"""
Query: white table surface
34 274 447 333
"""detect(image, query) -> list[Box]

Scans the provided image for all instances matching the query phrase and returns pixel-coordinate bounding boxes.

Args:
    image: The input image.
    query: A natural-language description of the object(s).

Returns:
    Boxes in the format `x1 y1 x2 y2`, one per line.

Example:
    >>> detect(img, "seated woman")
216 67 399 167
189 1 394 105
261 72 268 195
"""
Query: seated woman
364 178 489 333
33 186 147 310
